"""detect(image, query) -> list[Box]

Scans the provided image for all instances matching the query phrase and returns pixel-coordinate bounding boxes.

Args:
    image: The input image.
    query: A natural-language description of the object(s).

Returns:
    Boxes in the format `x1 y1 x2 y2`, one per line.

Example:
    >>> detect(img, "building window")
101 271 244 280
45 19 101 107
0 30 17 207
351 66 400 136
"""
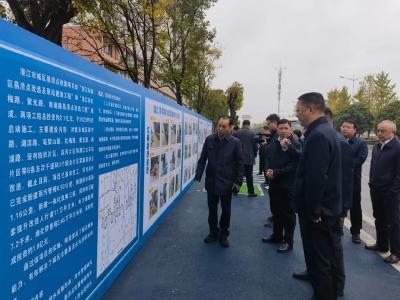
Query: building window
105 44 113 56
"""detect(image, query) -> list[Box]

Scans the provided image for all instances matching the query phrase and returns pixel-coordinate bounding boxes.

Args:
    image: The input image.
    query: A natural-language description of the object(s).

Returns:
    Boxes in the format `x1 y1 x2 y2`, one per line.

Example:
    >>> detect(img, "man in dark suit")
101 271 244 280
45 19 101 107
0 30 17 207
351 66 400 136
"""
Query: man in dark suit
325 108 354 297
293 93 341 300
233 120 258 197
257 126 271 176
195 115 244 248
293 108 353 298
264 114 280 226
340 120 368 244
366 120 400 264
261 119 299 252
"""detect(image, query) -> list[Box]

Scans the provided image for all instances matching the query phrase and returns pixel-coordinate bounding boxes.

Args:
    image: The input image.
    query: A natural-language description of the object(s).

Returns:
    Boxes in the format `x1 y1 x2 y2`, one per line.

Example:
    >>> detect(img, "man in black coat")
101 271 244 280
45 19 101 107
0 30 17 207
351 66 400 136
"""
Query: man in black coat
292 108 353 297
195 115 244 248
233 120 258 197
257 126 271 176
325 108 354 297
264 113 280 227
261 119 299 253
293 93 341 300
366 120 400 264
340 120 368 244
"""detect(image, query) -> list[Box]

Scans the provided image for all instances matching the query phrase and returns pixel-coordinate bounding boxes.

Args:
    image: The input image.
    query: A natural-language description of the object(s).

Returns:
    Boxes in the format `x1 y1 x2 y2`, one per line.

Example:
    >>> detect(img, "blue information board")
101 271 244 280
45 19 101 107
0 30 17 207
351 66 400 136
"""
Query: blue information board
0 19 212 300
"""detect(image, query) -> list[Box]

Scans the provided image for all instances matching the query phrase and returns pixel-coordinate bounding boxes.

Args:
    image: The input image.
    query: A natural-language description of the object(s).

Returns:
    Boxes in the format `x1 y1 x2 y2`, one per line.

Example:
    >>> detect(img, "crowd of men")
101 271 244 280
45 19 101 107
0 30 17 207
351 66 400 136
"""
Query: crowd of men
195 92 400 300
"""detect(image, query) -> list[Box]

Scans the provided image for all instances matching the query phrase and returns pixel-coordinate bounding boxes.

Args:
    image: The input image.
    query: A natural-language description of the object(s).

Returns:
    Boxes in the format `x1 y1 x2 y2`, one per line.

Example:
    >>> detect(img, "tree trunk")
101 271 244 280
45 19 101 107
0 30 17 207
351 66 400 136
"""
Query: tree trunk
7 0 75 46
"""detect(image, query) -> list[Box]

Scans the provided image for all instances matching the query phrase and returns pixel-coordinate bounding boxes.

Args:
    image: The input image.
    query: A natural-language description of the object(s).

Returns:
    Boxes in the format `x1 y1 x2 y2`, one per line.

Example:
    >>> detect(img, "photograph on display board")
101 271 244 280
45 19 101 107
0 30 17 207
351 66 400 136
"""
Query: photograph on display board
170 151 176 172
184 167 188 182
150 156 160 183
175 173 180 193
159 182 168 208
177 149 182 163
170 124 177 144
162 123 169 146
177 125 182 143
169 177 175 198
149 189 159 218
160 153 168 177
151 122 161 148
192 164 196 176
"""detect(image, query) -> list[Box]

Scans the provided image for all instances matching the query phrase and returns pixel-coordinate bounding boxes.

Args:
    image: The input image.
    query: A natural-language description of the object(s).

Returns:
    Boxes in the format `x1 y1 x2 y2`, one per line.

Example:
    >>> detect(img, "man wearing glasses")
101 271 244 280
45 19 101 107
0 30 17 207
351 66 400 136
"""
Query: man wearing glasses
292 92 341 300
195 115 244 248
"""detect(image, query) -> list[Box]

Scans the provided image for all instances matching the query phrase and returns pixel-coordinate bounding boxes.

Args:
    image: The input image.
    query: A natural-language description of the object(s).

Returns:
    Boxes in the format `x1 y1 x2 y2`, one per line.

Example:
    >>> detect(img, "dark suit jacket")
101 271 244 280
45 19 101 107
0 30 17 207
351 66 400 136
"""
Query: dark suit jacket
336 132 354 217
233 127 258 165
268 135 299 190
195 134 244 195
348 136 368 192
294 117 342 220
369 137 400 194
264 132 278 171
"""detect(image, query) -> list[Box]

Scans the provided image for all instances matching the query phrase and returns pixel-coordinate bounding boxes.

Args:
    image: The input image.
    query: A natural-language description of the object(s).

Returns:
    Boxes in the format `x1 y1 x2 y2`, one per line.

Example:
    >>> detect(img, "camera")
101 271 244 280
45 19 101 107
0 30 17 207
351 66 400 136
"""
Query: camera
256 132 272 145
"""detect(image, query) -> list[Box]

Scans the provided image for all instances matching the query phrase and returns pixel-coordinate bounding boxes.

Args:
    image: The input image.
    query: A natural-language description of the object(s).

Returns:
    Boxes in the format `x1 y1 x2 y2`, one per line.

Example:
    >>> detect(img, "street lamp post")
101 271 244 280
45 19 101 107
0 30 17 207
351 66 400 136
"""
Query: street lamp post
339 75 360 96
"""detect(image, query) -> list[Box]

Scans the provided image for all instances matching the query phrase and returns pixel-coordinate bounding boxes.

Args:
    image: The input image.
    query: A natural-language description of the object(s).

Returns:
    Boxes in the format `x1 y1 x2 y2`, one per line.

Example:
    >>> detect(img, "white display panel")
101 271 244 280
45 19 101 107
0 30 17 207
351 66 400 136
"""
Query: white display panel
143 99 182 233
182 114 199 190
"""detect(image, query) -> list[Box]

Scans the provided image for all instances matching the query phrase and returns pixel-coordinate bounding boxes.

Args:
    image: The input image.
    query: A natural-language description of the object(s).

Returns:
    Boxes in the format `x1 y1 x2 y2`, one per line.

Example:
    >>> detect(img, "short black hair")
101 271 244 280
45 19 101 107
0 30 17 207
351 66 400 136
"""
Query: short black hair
293 129 302 139
324 107 333 119
266 113 280 123
242 120 250 126
277 118 291 127
341 120 358 130
217 115 234 126
298 92 325 112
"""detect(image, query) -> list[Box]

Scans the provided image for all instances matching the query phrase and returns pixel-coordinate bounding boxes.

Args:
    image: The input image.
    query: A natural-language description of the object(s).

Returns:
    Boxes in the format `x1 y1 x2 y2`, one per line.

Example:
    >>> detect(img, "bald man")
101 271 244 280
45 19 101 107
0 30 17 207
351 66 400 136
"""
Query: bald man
366 120 400 264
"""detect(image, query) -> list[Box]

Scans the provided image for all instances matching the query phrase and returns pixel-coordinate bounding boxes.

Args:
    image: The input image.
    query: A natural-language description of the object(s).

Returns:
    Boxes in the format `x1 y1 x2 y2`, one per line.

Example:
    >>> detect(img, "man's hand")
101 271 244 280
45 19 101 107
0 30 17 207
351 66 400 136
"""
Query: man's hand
232 183 241 194
280 138 291 150
266 169 274 180
312 217 322 224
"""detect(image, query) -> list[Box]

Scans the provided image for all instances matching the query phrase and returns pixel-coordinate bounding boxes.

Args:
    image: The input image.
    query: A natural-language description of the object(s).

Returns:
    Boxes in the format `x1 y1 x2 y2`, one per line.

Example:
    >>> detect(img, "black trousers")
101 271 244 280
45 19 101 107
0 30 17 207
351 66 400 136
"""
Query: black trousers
269 187 296 244
299 215 338 300
259 152 265 173
350 190 362 235
370 189 400 254
244 164 254 195
333 219 345 293
207 192 232 236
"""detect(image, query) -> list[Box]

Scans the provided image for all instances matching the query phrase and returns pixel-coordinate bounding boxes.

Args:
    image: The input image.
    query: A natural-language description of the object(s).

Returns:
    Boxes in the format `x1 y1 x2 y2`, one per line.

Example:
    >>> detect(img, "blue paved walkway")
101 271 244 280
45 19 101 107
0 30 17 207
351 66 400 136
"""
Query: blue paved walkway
103 182 400 300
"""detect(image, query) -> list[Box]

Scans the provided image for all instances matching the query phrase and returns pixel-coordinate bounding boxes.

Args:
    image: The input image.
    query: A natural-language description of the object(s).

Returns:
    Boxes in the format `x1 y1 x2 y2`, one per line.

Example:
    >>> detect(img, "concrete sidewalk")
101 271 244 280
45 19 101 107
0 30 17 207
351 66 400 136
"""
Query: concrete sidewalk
102 182 400 300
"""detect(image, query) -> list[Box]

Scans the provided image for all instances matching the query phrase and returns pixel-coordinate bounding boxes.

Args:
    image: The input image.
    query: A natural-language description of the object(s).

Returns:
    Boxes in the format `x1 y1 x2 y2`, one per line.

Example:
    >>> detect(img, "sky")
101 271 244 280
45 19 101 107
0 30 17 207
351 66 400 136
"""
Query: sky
206 0 400 123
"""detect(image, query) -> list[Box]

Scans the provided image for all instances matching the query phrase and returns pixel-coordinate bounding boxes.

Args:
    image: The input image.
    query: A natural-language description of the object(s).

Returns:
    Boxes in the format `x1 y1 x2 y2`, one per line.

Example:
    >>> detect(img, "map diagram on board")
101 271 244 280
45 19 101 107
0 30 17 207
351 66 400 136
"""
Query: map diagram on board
97 163 138 277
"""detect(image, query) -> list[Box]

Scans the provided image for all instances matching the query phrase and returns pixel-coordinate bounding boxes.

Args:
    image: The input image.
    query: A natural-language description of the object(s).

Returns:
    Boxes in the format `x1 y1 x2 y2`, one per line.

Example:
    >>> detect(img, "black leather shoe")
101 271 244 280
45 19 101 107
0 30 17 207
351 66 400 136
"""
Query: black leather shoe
219 236 230 248
262 236 282 243
248 193 257 197
277 243 293 253
204 233 218 243
292 270 310 281
352 234 361 244
365 244 389 252
384 254 400 264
